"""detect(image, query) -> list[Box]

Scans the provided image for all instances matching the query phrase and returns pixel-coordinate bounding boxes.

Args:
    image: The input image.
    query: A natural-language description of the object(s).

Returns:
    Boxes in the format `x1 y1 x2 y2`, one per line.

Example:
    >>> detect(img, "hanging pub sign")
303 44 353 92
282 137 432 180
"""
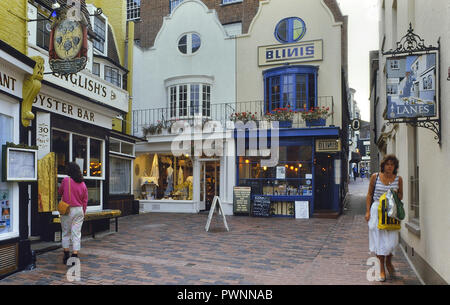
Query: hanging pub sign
386 52 437 119
49 0 88 75
383 23 441 145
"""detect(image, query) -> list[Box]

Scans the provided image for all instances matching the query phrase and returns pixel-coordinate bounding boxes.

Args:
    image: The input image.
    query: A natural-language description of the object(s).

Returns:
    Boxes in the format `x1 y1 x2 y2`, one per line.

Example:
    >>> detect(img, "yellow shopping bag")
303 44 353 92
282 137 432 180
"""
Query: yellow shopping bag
378 193 401 230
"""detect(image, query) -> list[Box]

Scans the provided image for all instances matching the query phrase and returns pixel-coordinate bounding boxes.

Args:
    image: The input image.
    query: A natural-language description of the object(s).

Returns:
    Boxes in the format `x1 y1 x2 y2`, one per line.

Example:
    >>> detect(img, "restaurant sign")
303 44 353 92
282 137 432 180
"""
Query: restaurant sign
315 139 341 153
258 40 323 66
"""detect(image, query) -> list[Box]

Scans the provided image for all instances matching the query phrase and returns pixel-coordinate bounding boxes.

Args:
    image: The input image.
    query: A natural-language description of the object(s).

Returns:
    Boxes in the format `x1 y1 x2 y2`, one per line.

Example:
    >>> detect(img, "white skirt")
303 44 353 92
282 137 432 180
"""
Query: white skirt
368 200 399 256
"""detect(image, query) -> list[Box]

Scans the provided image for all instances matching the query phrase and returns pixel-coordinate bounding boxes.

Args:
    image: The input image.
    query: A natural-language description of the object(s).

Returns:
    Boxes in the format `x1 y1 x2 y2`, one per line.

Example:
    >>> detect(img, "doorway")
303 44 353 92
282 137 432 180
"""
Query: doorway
314 153 335 211
200 160 220 211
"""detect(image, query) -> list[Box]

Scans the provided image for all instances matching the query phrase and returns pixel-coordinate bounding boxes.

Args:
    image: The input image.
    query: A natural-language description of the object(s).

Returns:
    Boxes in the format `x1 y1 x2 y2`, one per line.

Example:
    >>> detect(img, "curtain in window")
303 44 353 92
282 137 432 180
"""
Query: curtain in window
110 157 131 195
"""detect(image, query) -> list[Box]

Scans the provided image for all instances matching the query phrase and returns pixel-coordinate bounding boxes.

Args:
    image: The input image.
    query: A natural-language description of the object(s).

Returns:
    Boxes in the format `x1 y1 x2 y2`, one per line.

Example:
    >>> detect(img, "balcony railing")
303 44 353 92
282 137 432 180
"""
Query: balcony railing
132 96 334 137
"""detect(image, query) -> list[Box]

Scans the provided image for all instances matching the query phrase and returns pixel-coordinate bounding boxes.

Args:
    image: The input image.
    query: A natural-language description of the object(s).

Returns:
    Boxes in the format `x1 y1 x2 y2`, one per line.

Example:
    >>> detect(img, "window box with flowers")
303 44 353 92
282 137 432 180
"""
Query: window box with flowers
230 112 258 124
300 107 331 127
142 121 167 136
264 106 296 128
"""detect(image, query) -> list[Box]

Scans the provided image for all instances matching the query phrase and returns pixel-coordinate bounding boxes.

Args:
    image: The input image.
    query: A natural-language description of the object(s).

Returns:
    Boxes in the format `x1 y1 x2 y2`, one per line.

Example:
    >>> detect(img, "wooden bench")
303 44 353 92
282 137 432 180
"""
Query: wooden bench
53 209 122 238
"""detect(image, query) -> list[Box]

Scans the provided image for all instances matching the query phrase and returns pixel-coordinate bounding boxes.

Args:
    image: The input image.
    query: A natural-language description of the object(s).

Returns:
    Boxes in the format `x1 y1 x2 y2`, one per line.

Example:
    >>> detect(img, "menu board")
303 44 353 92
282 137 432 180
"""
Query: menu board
2 146 37 181
252 196 271 217
233 186 251 215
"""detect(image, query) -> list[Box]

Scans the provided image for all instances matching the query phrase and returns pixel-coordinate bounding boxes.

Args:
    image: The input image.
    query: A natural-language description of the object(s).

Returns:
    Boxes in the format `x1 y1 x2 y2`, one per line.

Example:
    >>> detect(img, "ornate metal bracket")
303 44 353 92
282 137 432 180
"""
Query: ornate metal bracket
387 119 441 145
383 23 438 56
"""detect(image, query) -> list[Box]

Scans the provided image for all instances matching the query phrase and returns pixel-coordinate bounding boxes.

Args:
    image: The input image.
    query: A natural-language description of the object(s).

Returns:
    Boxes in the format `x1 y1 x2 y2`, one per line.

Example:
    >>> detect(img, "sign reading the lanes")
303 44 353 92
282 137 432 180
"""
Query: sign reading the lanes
258 40 323 66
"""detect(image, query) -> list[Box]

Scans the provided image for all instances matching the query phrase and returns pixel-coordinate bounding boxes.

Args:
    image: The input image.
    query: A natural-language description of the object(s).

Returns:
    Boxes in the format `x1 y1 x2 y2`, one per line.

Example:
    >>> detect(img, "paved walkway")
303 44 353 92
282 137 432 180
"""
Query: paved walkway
0 179 421 285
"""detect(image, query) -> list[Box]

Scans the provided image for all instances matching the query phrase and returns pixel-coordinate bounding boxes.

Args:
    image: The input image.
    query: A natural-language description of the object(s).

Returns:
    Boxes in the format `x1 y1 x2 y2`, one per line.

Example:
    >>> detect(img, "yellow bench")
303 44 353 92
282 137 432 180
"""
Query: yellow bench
53 209 122 238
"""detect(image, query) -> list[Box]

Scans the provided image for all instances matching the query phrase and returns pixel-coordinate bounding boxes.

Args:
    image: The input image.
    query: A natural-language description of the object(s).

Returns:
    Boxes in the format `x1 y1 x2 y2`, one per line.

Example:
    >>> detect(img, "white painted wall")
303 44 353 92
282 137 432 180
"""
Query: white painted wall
132 0 236 114
379 0 450 283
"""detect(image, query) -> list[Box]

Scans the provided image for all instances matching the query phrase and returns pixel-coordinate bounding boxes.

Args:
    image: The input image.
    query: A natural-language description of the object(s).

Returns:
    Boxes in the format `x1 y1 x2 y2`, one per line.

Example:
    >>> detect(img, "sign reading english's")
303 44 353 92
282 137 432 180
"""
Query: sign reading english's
258 40 323 66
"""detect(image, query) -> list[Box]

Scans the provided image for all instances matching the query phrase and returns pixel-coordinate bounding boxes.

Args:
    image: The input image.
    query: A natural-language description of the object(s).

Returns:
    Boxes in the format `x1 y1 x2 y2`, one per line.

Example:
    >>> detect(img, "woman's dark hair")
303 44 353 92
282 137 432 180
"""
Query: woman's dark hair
380 154 399 175
67 162 84 183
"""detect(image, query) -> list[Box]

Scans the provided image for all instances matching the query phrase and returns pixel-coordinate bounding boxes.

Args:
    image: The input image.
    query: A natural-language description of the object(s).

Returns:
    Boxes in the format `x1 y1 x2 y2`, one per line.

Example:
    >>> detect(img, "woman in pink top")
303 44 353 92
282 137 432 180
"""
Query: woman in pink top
58 162 88 265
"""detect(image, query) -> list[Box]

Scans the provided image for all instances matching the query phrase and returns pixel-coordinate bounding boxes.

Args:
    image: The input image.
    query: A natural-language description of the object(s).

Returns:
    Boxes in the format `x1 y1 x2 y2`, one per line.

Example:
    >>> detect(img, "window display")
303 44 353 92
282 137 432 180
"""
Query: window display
238 144 313 197
136 153 193 200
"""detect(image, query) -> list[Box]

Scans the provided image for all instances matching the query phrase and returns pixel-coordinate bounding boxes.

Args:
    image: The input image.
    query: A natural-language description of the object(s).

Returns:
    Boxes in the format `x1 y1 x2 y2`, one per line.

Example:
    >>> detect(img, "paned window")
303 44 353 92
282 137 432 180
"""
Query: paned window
36 13 51 50
53 129 105 210
105 66 121 87
92 63 100 76
169 84 211 119
127 0 141 21
178 33 201 55
264 66 317 112
390 60 399 70
93 16 106 53
275 17 306 44
110 157 131 195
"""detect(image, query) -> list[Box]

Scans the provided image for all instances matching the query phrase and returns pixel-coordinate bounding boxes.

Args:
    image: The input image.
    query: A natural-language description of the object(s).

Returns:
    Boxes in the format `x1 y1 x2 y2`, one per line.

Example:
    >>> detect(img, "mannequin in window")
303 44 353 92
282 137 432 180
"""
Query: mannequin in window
164 160 174 197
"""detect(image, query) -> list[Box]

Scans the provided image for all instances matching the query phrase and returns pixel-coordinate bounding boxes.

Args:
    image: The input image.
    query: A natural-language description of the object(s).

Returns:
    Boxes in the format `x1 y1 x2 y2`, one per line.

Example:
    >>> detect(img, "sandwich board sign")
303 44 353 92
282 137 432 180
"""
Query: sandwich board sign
205 196 229 232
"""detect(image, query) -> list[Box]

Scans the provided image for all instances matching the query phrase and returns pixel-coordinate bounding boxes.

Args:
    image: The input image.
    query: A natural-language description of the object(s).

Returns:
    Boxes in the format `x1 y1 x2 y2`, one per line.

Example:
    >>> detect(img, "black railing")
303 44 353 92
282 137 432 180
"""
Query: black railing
132 97 334 137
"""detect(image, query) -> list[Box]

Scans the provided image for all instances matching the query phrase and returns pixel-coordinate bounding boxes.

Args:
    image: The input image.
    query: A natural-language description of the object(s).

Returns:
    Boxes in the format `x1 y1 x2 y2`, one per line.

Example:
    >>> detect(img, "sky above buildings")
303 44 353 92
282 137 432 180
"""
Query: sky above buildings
337 0 379 121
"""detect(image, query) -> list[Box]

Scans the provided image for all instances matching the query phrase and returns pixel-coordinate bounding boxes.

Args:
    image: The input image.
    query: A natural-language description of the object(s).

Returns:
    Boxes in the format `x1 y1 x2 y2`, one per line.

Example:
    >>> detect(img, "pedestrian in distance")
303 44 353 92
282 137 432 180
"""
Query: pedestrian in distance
360 166 365 181
58 162 88 265
365 155 403 282
353 166 358 181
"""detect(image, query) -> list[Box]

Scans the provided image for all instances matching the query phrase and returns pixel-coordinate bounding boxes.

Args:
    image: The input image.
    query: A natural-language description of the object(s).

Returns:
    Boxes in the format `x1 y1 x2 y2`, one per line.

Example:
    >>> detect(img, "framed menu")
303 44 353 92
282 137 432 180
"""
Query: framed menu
2 146 38 182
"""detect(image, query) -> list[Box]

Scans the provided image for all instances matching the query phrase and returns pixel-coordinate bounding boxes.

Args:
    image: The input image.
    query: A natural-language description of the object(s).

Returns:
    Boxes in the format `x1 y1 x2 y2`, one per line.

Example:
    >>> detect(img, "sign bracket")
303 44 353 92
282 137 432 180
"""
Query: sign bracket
382 23 441 146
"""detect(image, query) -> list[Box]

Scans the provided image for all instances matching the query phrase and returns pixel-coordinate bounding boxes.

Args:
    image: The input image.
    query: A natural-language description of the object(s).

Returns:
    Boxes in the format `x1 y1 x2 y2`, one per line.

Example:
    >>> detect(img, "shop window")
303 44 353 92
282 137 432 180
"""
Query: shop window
275 17 306 44
136 154 193 200
36 13 51 50
0 114 13 236
178 33 201 55
93 16 106 53
85 179 101 207
110 138 121 153
90 138 102 177
52 130 70 175
110 157 131 195
72 134 87 175
238 144 313 197
264 66 317 112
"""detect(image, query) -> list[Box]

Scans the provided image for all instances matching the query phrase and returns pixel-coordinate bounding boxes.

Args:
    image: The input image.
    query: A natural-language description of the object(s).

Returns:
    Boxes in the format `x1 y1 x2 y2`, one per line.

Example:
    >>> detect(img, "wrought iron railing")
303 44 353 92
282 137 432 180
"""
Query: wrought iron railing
132 97 334 137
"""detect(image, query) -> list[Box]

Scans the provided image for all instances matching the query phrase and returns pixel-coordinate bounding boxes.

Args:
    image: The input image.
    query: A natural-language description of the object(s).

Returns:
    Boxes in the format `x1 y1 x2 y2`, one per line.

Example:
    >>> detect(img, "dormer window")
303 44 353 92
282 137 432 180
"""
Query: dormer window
93 16 106 53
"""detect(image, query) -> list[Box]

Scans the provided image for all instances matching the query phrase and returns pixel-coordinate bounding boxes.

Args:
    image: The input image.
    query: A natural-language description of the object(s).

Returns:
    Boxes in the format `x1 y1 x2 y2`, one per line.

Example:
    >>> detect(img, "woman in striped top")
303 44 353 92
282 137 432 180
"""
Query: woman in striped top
366 155 403 281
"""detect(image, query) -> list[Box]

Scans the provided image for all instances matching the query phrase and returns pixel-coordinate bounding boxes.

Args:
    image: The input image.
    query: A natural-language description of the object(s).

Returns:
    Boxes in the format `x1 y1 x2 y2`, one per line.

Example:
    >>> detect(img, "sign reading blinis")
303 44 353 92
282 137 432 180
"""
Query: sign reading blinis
49 0 88 75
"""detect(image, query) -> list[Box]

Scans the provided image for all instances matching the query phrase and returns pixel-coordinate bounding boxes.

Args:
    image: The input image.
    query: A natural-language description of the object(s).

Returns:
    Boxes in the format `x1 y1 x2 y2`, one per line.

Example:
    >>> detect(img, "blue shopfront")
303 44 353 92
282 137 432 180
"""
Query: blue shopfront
235 127 343 218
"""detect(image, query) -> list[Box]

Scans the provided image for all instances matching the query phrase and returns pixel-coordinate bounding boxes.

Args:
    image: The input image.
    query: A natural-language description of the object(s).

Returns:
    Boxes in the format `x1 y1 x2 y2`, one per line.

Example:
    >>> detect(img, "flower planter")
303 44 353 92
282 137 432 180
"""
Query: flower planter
305 118 326 127
279 121 293 128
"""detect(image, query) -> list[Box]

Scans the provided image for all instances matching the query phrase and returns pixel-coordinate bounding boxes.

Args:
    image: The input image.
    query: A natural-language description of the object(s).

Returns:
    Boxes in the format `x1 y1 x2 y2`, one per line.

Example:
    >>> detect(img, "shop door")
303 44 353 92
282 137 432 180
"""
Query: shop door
200 160 220 211
314 154 334 210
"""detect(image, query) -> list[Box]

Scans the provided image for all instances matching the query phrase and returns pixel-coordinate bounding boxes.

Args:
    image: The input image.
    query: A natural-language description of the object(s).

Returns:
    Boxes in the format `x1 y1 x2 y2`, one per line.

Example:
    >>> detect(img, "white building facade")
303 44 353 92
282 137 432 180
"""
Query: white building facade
376 0 449 284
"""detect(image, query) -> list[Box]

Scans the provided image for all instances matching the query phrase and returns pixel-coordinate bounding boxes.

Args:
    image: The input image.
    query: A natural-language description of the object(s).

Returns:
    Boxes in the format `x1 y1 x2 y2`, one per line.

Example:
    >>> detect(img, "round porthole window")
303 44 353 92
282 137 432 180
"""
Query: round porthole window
178 33 201 55
275 17 306 44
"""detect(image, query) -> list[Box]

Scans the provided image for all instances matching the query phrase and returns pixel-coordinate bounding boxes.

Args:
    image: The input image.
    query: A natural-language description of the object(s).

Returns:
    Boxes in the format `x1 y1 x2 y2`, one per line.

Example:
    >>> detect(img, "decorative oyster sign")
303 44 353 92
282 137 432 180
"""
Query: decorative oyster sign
49 0 88 75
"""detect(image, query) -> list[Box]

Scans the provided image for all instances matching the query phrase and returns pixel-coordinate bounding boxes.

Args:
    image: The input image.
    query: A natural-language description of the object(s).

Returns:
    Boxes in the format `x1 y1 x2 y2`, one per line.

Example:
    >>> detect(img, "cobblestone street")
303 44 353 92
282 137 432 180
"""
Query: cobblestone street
0 179 421 285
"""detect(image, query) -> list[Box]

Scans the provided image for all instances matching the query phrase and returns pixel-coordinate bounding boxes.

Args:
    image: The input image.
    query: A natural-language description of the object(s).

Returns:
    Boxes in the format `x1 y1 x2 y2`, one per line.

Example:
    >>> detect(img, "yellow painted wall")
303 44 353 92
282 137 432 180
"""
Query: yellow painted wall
0 0 27 54
87 0 127 65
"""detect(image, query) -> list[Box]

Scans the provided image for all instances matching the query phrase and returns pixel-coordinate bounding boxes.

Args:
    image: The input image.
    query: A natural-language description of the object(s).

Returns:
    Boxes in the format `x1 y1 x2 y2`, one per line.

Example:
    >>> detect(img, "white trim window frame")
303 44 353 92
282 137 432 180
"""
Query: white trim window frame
52 128 105 211
109 138 134 195
168 84 211 120
93 16 106 54
127 0 141 21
